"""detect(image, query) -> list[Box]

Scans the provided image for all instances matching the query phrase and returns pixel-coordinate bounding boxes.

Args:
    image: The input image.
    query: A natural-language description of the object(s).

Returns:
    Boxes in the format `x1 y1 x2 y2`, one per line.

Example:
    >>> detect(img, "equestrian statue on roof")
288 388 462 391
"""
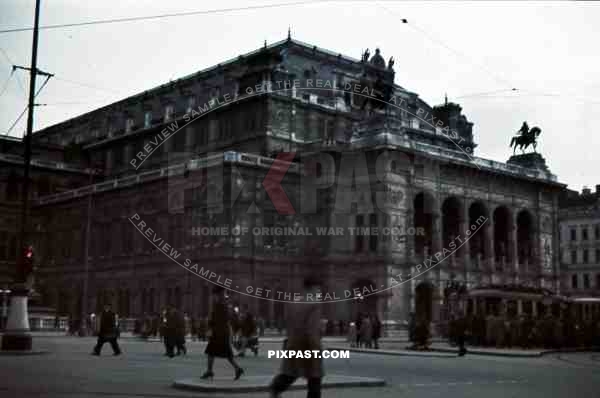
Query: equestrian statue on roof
510 121 542 154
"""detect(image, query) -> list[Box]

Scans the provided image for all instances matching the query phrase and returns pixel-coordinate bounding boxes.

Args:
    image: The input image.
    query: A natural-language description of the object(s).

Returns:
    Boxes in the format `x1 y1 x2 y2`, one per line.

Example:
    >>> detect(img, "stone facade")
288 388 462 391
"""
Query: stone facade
558 185 600 320
1 37 565 327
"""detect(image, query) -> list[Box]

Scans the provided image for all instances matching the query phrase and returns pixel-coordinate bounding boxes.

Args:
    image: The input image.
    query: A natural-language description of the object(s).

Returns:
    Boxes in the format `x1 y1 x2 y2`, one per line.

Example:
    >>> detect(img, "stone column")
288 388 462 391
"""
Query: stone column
432 211 442 256
485 211 494 283
510 211 518 281
462 200 471 278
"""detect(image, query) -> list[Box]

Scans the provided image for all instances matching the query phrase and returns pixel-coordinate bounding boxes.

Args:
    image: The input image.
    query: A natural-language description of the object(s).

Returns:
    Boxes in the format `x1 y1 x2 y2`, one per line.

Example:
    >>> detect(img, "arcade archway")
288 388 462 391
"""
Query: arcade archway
415 282 434 323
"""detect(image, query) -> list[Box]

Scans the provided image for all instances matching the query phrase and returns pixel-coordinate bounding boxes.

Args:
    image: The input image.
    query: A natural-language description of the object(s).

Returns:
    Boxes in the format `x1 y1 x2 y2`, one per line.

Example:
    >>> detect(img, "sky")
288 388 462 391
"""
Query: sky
0 0 598 192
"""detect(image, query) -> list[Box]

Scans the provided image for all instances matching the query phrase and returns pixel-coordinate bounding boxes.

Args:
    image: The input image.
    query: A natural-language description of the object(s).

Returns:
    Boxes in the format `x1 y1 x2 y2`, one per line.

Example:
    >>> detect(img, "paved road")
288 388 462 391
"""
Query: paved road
1 336 598 398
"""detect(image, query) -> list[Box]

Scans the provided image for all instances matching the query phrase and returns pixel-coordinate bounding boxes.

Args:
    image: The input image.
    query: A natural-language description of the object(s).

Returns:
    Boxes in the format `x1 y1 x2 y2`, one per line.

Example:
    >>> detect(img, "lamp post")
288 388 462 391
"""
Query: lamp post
79 168 99 336
1 0 41 352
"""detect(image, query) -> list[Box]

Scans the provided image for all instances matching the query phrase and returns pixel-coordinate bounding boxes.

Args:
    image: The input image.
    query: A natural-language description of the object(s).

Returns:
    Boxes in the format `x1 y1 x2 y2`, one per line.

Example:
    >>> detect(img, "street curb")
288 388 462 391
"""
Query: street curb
172 375 385 393
327 346 457 358
0 350 49 356
429 347 543 358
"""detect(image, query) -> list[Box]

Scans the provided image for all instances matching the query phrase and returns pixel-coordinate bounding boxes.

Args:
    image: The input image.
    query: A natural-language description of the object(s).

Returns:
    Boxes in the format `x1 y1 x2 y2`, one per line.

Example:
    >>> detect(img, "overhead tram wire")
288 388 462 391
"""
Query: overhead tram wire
5 74 52 136
53 76 125 95
0 70 15 98
377 5 598 107
377 3 517 91
0 0 324 34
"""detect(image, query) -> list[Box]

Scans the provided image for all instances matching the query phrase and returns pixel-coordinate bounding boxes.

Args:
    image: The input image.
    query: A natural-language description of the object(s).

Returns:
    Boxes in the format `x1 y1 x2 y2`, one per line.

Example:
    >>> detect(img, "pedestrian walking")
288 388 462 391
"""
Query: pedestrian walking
454 313 467 356
371 314 382 349
164 307 177 357
175 309 187 356
355 314 363 348
269 276 323 398
238 307 258 357
92 304 121 356
359 314 373 348
200 286 244 380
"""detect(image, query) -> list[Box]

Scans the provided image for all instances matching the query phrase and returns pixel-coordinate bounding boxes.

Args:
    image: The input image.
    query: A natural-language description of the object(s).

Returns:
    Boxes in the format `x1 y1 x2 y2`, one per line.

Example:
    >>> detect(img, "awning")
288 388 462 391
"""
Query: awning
468 289 563 301
569 297 600 303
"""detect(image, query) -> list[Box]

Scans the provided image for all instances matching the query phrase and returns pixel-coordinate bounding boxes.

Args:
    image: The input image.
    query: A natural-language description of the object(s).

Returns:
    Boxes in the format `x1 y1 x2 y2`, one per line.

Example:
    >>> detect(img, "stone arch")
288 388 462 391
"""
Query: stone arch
468 201 489 261
493 205 513 265
413 191 437 256
442 196 463 256
516 209 535 268
415 281 435 324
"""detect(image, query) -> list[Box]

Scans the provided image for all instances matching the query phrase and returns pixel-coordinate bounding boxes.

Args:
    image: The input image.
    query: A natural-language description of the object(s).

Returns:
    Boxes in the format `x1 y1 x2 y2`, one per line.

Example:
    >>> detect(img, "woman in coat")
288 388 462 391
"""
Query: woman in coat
200 286 244 380
269 276 323 398
359 315 373 349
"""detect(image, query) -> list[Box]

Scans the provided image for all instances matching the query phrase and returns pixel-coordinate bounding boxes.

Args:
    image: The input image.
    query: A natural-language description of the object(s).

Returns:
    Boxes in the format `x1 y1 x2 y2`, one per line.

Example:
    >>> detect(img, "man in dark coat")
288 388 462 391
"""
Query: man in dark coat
371 314 382 349
163 307 179 357
238 308 257 356
92 304 121 356
454 314 467 356
175 309 187 355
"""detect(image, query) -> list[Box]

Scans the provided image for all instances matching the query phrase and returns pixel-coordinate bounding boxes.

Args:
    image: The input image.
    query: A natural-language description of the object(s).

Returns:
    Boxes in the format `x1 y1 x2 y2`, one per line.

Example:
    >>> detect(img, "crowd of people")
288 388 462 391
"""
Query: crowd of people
447 312 600 349
346 313 382 349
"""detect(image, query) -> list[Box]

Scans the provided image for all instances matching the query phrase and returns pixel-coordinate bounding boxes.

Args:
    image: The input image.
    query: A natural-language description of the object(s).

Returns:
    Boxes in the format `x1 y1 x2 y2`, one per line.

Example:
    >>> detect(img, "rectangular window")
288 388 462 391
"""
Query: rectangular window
571 250 577 264
596 274 600 289
107 122 114 137
583 249 589 263
125 117 134 133
187 96 196 114
582 227 588 241
571 274 578 289
369 214 378 253
570 228 577 241
596 249 600 264
583 274 590 289
355 215 364 253
596 225 600 240
164 105 174 122
144 111 152 128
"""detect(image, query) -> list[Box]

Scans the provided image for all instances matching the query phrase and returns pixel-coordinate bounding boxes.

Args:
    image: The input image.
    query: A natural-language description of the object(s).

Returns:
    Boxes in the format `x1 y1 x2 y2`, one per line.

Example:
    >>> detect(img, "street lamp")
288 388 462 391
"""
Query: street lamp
79 167 102 337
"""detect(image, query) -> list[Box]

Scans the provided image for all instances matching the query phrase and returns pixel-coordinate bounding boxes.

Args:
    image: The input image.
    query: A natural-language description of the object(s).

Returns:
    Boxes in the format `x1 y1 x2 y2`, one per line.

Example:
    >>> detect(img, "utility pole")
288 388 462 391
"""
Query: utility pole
1 0 42 351
79 169 97 336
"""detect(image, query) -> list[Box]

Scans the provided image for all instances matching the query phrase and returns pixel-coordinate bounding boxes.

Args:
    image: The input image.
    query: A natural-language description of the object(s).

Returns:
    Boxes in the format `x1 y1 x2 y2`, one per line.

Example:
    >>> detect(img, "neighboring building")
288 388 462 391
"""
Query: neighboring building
0 134 91 287
559 185 600 320
2 37 566 328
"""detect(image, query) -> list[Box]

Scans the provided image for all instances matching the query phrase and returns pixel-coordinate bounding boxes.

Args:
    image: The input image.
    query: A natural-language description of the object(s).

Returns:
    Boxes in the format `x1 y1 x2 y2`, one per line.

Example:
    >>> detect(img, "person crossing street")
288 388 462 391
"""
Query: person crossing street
92 304 121 356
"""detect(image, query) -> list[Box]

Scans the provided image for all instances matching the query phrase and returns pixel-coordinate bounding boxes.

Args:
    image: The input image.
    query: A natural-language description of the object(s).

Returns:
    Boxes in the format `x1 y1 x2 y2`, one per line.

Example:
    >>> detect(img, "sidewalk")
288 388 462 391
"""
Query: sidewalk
173 374 385 393
328 341 597 358
327 345 458 358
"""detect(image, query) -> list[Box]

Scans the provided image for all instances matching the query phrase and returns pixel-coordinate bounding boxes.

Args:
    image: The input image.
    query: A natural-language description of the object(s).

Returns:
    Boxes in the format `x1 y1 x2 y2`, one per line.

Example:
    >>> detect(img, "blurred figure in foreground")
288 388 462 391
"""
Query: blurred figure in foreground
269 276 323 398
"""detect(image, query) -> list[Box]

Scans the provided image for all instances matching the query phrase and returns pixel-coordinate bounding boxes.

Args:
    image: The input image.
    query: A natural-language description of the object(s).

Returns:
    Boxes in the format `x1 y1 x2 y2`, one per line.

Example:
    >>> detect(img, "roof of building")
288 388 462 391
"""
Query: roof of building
32 37 415 138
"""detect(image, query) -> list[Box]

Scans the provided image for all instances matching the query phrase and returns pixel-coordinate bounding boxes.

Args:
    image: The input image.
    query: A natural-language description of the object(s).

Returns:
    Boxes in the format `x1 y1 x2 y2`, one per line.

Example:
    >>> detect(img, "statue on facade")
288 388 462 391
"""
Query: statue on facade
362 48 370 62
510 121 542 154
387 57 395 71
